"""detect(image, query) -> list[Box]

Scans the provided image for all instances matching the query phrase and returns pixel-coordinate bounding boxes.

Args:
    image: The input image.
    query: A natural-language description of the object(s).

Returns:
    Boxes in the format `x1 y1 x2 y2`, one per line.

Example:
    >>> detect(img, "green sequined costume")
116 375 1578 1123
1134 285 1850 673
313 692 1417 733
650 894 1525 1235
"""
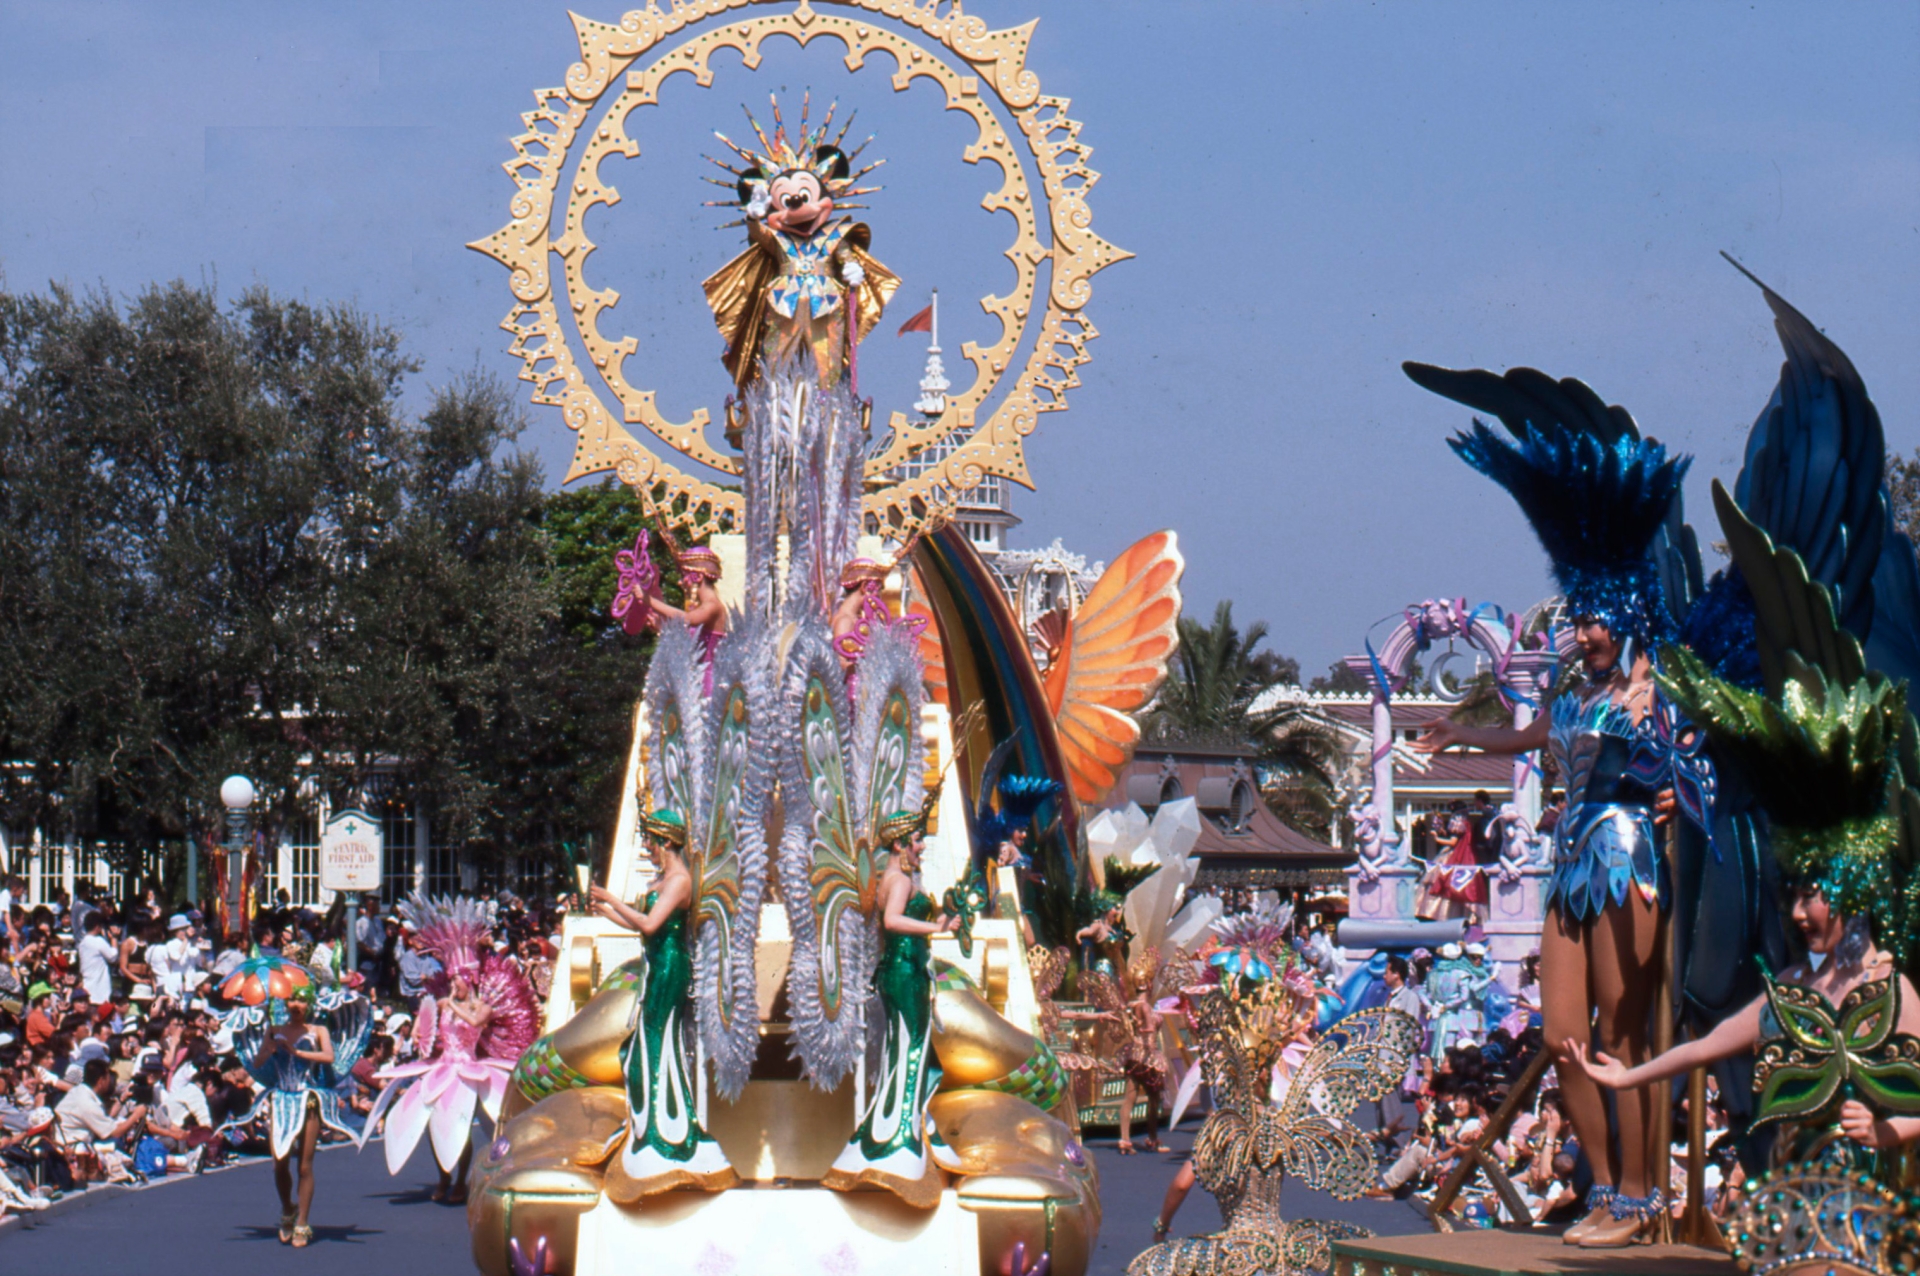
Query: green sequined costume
827 891 947 1198
1728 972 1920 1275
619 889 734 1191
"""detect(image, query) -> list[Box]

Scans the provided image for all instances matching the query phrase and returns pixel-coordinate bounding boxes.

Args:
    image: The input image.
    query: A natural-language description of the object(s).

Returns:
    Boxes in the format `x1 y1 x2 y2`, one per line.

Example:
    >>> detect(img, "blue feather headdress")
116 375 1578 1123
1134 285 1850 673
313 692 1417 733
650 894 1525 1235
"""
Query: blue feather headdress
1450 420 1690 646
972 774 1062 855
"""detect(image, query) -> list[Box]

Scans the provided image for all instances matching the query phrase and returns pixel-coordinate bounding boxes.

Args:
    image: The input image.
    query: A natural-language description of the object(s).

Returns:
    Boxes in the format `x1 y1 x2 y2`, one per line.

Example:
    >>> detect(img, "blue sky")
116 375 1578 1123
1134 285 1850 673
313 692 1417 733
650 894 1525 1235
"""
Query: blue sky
3 1 1915 677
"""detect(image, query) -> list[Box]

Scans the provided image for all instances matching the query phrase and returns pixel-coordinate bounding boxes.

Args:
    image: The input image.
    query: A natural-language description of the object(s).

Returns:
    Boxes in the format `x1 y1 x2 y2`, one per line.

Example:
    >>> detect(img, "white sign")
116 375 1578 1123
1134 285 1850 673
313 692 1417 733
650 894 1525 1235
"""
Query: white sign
320 809 383 894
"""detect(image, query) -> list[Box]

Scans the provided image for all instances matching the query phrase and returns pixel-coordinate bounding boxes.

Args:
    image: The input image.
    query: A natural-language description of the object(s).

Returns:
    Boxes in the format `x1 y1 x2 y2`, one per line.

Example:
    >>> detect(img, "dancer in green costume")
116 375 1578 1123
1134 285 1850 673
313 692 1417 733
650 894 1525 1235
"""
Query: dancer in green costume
589 809 738 1198
823 807 959 1206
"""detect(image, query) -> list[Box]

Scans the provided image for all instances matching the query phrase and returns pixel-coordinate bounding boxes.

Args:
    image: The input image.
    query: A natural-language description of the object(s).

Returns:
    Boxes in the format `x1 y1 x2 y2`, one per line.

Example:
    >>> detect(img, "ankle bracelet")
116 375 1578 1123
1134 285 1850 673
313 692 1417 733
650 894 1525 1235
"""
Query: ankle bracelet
1607 1188 1665 1220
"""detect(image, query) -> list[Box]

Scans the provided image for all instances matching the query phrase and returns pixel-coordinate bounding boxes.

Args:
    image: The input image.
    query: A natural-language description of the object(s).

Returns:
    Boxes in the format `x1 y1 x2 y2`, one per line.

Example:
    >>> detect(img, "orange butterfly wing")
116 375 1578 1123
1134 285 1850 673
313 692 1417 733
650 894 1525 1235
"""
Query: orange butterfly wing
907 590 946 706
1045 530 1185 804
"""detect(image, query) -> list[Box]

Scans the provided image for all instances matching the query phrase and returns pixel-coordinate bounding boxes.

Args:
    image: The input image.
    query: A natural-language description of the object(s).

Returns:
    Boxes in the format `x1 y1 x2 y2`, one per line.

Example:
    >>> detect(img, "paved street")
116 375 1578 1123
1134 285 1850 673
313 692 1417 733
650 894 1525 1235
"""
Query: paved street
0 1138 472 1275
1 1119 1426 1275
1086 1121 1426 1276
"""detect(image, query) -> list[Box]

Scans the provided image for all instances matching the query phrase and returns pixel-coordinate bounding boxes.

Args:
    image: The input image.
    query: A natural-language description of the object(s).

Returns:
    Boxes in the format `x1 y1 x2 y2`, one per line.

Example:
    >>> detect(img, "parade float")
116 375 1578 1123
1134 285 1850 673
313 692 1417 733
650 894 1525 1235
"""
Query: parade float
457 5 1186 1273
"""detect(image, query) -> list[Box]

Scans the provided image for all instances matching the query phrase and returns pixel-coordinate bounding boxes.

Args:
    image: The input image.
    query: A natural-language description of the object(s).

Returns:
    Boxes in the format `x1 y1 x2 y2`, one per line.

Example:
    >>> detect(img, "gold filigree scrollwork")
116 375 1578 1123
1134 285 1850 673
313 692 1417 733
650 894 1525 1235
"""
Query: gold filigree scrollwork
470 0 1126 537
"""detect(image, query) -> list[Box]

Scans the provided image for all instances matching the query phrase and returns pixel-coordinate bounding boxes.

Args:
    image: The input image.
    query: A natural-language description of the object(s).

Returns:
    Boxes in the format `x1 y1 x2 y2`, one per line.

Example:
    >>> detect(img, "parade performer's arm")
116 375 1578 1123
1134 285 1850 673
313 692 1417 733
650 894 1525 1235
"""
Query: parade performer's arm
1416 715 1550 757
1567 994 1764 1090
647 583 725 632
1840 1102 1920 1149
590 875 691 937
293 1024 334 1066
881 871 954 937
446 996 494 1030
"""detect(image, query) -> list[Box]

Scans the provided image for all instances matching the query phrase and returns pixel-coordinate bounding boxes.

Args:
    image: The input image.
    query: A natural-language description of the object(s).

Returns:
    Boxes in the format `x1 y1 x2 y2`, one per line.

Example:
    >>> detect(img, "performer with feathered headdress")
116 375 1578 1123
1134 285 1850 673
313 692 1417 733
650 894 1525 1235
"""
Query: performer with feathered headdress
1566 579 1920 1275
364 893 539 1203
1409 383 1717 1246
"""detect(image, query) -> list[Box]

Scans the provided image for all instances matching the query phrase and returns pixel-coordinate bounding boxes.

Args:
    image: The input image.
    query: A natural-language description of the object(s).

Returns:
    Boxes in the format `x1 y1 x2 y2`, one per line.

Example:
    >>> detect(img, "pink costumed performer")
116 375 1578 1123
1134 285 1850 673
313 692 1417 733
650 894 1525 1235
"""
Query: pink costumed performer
366 894 540 1191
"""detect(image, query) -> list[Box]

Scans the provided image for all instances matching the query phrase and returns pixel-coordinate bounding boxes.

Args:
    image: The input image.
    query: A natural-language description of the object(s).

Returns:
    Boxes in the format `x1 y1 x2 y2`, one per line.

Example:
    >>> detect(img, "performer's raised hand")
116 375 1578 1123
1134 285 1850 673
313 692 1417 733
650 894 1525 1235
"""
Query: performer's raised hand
1564 1039 1632 1089
1413 720 1462 753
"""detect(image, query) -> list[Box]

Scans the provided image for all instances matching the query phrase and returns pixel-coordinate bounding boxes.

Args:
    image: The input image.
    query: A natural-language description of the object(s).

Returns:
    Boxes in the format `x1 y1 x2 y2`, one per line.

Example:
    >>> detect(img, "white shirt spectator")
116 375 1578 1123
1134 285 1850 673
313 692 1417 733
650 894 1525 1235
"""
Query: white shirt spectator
147 940 177 993
77 932 116 1003
163 1077 211 1130
55 1084 117 1145
160 933 203 997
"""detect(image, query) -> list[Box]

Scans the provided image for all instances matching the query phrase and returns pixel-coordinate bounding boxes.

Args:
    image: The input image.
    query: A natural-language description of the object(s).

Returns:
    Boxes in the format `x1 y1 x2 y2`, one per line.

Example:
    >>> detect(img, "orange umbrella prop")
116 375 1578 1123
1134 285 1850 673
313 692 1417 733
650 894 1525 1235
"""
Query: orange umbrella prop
219 951 314 1006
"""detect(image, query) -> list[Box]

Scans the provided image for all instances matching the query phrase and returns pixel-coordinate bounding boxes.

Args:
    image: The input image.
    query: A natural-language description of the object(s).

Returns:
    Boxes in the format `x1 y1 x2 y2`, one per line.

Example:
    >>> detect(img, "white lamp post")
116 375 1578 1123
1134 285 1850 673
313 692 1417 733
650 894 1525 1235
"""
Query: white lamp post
220 775 255 939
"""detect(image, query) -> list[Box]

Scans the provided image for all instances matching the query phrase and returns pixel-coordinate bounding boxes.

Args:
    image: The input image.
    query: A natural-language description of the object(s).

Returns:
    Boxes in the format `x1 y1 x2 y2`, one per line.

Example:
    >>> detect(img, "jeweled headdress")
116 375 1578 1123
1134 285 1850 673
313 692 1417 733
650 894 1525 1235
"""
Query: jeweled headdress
874 808 922 849
1449 421 1689 645
676 545 722 581
704 93 883 223
840 557 888 588
641 807 689 849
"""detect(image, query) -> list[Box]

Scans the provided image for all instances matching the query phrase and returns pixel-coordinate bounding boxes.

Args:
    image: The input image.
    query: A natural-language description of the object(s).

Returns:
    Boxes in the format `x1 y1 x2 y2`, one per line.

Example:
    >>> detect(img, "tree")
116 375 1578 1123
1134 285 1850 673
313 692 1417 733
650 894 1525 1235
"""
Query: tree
0 279 665 895
1308 662 1370 694
1890 446 1920 551
1143 601 1346 840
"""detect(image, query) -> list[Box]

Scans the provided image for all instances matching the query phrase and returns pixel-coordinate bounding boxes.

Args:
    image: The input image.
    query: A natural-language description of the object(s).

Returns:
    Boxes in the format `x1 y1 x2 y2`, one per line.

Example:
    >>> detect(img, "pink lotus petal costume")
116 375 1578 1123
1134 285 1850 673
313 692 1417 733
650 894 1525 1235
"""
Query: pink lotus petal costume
366 893 540 1175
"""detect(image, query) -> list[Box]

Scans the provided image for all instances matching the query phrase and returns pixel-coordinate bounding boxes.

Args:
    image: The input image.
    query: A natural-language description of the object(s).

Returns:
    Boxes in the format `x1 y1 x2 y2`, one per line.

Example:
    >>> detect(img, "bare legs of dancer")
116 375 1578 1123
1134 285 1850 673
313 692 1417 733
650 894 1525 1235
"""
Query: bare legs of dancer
274 1104 322 1246
1117 1080 1160 1153
1540 893 1663 1244
1153 1159 1196 1242
435 1144 474 1204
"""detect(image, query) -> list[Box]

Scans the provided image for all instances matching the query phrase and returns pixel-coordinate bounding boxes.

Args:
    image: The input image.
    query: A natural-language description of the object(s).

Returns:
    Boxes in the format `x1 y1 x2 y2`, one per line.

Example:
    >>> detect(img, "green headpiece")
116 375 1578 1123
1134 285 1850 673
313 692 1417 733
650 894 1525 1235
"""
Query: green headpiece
642 808 688 849
1090 890 1123 917
875 809 923 849
1659 644 1912 959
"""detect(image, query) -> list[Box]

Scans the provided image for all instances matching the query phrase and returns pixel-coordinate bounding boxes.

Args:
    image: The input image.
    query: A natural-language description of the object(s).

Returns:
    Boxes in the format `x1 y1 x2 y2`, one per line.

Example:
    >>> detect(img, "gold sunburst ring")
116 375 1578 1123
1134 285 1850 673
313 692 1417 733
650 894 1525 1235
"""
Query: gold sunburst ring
469 0 1128 539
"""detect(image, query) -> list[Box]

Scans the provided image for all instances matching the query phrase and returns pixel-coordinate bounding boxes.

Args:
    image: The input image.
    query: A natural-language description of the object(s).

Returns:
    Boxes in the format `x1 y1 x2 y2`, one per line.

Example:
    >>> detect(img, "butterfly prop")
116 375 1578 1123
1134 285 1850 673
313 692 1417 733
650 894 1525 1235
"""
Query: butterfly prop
612 530 662 636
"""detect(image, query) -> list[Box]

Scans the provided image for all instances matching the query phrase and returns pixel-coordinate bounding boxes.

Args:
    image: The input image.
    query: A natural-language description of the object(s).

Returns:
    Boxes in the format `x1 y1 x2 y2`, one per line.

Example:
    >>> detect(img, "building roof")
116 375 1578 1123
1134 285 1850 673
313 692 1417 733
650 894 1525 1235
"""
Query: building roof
1103 747 1353 878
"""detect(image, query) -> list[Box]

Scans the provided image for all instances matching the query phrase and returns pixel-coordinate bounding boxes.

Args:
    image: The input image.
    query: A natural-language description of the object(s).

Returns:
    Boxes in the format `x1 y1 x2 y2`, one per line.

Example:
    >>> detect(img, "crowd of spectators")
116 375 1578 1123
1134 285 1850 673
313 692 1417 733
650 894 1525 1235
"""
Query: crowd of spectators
1360 948 1743 1227
0 873 562 1221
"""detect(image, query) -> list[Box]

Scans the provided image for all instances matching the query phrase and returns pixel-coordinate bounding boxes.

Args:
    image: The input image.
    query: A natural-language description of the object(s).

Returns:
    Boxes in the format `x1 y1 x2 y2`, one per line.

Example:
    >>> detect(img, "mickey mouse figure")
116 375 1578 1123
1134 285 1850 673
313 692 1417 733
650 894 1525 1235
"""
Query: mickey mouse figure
703 95 898 392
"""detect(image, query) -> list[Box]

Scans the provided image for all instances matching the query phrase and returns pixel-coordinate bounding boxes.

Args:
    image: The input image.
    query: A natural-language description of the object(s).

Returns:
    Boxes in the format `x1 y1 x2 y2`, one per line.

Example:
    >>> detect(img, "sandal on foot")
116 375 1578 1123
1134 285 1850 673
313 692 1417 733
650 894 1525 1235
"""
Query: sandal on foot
1115 1140 1136 1155
279 1208 298 1244
446 1186 468 1205
291 1223 313 1248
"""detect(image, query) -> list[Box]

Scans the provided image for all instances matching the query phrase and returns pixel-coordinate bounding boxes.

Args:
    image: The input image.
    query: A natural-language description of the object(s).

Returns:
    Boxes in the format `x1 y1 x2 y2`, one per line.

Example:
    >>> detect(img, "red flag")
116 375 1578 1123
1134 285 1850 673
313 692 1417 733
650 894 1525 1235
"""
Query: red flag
897 303 934 336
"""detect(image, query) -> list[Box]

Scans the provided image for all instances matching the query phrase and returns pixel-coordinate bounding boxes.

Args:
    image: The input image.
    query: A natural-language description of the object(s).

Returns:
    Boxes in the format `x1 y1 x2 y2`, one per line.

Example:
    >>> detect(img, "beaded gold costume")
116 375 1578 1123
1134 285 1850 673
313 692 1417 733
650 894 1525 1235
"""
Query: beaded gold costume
1128 994 1416 1276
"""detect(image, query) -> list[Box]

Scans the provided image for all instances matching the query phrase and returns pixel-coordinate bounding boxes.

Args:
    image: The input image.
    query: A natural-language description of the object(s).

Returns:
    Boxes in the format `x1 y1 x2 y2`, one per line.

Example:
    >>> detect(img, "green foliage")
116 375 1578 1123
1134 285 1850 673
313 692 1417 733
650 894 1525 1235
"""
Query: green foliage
0 279 660 889
1101 856 1156 897
539 478 683 645
1890 446 1920 553
1309 662 1371 694
1143 601 1347 841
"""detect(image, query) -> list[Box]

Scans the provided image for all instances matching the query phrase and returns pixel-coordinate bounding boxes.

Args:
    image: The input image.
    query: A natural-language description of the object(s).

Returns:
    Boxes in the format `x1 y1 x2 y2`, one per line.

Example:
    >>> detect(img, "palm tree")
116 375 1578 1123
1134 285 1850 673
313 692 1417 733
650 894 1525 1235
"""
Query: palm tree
1142 601 1347 840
